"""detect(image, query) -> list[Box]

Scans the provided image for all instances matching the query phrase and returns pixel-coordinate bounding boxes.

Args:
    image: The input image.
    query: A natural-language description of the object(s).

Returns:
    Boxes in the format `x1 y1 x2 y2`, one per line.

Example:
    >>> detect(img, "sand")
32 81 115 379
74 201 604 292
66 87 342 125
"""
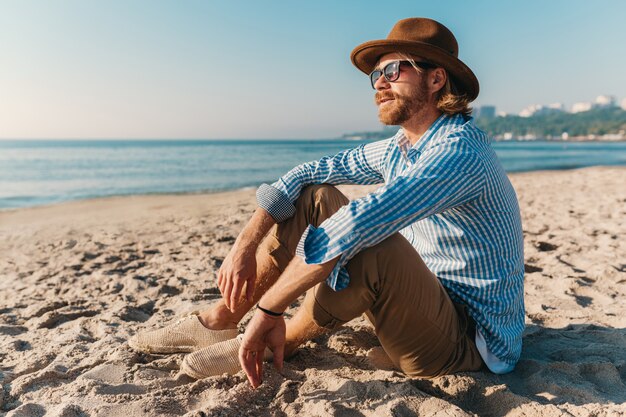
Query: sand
1 166 625 417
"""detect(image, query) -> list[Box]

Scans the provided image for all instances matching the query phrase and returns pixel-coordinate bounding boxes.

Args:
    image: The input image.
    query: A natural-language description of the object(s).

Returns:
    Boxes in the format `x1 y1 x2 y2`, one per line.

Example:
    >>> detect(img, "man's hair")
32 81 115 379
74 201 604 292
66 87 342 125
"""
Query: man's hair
398 53 473 117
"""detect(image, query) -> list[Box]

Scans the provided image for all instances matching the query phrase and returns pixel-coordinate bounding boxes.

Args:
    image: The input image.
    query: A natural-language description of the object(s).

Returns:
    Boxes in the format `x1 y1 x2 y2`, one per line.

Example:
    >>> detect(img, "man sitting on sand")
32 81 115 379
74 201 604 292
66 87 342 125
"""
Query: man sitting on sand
129 17 525 388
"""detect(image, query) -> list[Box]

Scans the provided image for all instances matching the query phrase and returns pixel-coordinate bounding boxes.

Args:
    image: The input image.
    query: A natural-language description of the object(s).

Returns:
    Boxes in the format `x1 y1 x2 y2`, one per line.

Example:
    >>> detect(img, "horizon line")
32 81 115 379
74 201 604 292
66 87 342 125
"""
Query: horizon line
0 137 351 141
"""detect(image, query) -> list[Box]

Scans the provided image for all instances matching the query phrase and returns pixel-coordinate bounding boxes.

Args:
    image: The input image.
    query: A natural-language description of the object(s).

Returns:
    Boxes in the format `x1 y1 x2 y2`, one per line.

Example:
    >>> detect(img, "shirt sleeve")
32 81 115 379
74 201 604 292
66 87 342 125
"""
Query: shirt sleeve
296 138 486 290
256 138 391 222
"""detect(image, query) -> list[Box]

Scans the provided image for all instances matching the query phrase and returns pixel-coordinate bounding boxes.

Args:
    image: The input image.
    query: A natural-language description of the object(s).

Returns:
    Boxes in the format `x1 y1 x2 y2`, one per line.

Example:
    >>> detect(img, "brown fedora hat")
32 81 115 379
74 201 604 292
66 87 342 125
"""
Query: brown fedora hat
350 17 479 101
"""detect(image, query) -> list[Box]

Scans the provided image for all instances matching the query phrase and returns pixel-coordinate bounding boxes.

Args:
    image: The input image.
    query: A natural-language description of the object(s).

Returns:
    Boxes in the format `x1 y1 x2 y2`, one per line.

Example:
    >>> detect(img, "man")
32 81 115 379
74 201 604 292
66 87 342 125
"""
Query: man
129 17 525 388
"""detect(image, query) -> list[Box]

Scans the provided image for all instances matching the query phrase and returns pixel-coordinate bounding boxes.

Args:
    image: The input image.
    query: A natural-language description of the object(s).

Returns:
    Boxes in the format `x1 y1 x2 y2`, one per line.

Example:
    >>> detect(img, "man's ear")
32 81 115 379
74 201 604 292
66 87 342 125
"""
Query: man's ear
431 68 447 93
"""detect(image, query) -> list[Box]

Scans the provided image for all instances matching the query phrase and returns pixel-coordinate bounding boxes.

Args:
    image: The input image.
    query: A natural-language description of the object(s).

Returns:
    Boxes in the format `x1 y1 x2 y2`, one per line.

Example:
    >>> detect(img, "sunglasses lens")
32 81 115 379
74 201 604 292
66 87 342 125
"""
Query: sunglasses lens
369 70 382 88
383 62 400 82
369 61 404 88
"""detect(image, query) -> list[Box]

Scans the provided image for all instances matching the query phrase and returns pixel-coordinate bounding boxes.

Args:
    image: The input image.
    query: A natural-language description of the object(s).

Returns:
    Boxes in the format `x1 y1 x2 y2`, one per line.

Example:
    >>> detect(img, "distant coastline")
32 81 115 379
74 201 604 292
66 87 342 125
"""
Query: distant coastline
342 107 626 142
342 133 626 142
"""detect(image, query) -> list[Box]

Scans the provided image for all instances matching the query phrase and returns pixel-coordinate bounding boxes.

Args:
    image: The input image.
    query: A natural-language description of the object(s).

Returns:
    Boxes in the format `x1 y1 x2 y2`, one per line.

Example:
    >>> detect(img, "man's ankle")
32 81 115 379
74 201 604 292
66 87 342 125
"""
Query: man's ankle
197 304 239 330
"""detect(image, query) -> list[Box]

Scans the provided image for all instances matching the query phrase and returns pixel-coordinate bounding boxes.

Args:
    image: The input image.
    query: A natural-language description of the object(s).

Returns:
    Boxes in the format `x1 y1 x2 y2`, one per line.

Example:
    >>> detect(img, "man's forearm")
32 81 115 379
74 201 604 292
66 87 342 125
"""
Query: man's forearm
258 255 339 313
234 207 276 250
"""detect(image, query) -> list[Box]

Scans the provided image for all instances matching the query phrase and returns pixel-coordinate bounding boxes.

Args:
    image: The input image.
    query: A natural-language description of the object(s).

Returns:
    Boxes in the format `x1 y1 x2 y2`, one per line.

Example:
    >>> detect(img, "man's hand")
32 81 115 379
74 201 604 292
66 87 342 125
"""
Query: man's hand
216 208 276 312
217 243 257 312
237 254 340 389
239 309 286 389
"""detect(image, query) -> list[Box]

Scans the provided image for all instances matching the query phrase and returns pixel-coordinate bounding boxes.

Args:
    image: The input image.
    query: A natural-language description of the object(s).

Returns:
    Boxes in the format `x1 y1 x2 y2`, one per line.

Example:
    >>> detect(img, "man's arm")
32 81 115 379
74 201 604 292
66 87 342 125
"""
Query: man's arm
238 255 338 388
217 207 275 311
259 140 390 222
221 140 391 310
260 255 338 313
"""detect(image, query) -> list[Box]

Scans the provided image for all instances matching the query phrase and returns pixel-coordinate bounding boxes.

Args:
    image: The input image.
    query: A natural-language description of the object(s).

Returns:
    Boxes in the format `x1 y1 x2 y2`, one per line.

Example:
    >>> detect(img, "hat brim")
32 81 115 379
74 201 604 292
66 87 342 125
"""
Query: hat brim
350 39 479 101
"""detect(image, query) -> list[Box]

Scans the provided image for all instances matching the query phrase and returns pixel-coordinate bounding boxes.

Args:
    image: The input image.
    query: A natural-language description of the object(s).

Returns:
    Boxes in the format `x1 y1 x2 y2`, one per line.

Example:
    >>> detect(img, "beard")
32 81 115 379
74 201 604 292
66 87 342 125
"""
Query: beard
375 79 429 125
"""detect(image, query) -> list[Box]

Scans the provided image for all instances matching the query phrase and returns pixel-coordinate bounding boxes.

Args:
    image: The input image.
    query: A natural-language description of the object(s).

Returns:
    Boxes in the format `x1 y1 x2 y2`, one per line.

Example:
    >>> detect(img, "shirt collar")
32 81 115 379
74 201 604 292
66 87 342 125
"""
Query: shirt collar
394 113 466 163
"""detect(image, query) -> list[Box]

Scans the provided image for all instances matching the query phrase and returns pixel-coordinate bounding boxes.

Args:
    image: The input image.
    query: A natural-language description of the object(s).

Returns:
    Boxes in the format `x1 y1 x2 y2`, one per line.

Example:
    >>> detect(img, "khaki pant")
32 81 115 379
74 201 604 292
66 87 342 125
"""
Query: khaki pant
259 185 484 378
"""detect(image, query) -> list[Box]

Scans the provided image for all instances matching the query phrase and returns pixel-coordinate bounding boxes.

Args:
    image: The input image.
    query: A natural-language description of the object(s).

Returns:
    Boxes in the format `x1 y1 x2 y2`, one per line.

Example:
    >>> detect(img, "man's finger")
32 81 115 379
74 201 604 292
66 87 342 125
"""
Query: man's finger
230 279 242 312
239 349 259 389
223 275 233 311
272 344 285 373
255 350 263 385
245 275 255 302
217 269 223 293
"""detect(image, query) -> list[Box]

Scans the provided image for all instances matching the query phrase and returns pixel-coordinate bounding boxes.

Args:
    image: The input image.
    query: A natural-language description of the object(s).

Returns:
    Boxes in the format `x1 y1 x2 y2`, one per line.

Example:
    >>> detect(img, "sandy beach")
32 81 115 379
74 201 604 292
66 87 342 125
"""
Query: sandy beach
1 166 625 417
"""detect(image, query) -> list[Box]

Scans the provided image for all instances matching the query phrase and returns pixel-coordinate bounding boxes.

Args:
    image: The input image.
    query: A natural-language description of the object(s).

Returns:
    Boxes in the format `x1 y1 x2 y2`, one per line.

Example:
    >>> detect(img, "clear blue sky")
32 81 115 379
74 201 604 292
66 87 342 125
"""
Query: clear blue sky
1 0 625 139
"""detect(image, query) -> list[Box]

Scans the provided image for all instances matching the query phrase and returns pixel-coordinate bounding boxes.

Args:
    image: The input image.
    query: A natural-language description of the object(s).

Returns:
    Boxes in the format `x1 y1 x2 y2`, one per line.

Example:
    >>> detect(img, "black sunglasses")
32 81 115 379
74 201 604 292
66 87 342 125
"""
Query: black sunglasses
369 60 437 89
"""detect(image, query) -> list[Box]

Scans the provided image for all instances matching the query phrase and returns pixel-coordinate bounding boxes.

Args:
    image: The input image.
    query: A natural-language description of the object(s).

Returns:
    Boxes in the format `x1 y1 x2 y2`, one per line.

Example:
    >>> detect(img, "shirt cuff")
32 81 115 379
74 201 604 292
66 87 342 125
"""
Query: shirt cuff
295 224 358 291
256 183 296 223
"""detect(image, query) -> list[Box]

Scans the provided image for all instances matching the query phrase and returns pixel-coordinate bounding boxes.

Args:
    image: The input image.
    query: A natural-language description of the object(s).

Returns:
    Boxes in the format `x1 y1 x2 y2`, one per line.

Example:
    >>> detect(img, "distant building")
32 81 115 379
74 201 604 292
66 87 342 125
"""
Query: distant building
621 98 626 110
571 102 593 113
519 103 564 117
547 103 565 111
594 95 617 108
519 104 541 117
475 105 496 119
571 96 618 113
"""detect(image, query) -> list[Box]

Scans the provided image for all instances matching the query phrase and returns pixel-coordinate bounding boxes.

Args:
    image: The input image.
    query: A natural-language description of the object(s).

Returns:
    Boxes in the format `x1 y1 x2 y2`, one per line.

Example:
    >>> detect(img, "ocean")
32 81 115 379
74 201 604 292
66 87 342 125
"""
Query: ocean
1 139 625 210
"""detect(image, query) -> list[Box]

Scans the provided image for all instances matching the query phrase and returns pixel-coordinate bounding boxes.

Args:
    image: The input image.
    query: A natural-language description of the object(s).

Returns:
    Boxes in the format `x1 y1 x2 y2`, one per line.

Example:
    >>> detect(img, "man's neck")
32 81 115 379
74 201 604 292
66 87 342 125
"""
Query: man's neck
400 108 444 146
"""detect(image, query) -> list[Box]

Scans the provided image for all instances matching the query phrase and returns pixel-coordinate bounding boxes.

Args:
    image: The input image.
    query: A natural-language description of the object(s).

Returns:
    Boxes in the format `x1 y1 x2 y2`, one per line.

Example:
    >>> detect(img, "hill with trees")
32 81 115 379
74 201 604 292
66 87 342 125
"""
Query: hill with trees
342 107 626 141
475 107 626 140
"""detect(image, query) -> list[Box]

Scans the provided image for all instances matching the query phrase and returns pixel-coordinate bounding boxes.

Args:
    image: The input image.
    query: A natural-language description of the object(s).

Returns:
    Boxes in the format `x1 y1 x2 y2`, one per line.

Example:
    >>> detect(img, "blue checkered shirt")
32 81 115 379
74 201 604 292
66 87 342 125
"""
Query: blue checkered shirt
256 113 525 371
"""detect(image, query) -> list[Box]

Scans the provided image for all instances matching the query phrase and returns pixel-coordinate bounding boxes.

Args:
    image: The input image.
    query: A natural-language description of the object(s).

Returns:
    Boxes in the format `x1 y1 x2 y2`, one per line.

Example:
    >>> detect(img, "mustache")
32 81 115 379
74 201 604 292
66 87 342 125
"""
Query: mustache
375 91 396 105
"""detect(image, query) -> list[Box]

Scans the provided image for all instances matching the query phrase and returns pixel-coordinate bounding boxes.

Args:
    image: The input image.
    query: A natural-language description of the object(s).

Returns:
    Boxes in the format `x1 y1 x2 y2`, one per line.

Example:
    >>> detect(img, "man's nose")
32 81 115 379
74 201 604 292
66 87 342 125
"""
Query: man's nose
374 74 390 90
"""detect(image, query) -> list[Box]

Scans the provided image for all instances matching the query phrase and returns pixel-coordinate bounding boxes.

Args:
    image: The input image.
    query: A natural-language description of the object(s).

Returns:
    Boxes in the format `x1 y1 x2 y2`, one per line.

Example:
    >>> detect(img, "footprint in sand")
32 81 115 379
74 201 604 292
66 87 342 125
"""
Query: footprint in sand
534 241 558 252
0 325 28 336
524 263 543 273
34 307 100 329
216 235 236 244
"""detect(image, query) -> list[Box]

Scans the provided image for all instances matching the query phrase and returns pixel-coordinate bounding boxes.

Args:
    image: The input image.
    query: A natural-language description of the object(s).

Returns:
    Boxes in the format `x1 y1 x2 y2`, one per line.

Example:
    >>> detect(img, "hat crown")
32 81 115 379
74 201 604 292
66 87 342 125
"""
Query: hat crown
387 18 458 58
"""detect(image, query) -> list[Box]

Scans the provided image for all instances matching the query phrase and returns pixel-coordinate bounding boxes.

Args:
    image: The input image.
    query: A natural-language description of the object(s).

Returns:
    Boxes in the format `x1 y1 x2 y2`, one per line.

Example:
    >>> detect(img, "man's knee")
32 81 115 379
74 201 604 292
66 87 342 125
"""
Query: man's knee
302 286 348 331
296 184 349 212
298 184 337 202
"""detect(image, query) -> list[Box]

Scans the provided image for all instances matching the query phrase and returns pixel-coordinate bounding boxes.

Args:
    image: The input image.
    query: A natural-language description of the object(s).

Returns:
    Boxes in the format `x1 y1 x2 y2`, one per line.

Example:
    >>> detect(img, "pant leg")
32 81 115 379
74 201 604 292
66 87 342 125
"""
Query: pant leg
259 184 483 378
303 232 484 378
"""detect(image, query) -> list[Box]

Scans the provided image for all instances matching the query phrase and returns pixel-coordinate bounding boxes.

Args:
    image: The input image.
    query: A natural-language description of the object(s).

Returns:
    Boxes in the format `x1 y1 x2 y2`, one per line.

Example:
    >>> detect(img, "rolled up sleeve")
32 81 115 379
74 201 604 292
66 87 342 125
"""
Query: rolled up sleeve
256 183 295 223
256 139 391 222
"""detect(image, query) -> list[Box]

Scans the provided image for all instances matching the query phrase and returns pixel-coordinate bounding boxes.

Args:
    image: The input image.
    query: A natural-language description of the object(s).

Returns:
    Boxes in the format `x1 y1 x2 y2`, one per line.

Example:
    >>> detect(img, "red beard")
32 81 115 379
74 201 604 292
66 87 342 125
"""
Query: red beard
374 79 429 125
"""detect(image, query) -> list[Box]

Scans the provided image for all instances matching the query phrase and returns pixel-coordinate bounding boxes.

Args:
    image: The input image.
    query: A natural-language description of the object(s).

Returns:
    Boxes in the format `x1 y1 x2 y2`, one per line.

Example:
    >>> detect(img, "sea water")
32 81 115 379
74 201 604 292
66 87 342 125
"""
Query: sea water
1 139 625 210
